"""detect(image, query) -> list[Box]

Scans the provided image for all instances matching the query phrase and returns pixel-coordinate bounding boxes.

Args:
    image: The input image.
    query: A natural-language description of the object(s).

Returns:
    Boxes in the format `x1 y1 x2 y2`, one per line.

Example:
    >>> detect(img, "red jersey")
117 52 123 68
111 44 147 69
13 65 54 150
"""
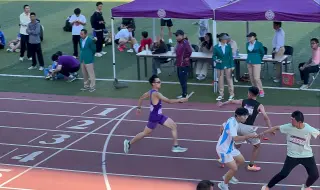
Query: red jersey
138 38 153 52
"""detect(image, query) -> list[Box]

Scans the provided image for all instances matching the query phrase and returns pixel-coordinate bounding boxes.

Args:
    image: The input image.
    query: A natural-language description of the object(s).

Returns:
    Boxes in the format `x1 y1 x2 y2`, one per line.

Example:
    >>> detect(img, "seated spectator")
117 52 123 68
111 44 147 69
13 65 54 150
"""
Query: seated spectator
151 36 168 75
44 60 65 80
298 38 320 89
6 33 21 53
138 31 152 52
0 29 6 49
49 52 80 82
114 25 134 52
196 180 214 190
195 32 213 80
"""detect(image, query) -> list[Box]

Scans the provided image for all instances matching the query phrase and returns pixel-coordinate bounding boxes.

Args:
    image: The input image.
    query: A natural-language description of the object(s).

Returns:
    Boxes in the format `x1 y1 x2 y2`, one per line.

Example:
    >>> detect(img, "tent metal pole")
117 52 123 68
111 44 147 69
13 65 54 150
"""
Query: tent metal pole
111 18 116 79
212 19 218 93
246 21 249 34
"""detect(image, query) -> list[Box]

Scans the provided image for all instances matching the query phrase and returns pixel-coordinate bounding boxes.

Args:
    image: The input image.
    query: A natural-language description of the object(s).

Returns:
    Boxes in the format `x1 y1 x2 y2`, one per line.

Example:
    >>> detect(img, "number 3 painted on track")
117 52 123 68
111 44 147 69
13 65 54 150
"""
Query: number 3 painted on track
39 134 71 145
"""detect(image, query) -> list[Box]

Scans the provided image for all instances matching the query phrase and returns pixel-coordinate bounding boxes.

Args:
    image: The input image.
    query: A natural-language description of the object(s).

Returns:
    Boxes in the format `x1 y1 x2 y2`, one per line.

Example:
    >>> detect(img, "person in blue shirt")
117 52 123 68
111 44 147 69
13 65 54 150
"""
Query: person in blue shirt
0 29 6 49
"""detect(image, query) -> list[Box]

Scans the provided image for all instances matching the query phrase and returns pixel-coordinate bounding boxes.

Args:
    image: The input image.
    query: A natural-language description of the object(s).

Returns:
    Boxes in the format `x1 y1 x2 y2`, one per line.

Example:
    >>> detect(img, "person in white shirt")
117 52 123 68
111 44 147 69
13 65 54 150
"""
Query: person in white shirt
193 19 209 42
272 22 285 83
114 25 134 52
19 4 32 61
160 18 173 44
216 108 258 190
260 110 319 190
69 8 86 58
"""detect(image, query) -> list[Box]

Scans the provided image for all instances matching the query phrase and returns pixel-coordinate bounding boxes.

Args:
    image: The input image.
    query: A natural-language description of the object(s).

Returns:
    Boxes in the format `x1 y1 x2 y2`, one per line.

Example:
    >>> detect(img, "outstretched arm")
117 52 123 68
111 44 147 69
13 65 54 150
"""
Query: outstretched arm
260 125 281 136
259 104 272 129
156 92 188 104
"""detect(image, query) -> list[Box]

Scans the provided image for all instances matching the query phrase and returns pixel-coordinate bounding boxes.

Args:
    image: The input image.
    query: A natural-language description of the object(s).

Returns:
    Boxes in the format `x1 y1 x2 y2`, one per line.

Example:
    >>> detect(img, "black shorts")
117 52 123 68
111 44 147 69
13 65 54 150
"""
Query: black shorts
160 19 173 27
114 39 119 44
0 44 4 49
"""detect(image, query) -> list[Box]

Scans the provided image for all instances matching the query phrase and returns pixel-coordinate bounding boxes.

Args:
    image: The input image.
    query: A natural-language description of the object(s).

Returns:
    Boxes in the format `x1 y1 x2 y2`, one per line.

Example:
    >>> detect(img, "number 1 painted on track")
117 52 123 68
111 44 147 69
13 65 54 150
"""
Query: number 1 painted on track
95 108 116 116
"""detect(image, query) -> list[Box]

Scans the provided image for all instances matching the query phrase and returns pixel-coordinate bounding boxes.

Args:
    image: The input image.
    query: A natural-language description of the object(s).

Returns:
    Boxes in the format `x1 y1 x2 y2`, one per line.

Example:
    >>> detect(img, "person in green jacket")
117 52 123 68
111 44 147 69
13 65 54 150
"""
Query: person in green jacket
246 32 265 97
212 33 235 101
79 29 96 92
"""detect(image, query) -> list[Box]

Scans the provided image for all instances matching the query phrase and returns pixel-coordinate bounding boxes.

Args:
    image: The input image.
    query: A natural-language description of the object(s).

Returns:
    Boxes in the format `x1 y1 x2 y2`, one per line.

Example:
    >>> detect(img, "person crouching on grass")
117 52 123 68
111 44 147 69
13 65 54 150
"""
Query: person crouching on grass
114 25 134 52
79 29 96 92
50 52 80 82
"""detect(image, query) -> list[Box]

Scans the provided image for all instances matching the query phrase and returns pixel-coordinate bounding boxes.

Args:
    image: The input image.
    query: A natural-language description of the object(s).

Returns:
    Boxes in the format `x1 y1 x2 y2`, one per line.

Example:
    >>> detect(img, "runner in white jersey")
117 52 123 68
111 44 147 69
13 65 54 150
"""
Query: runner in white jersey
216 108 259 190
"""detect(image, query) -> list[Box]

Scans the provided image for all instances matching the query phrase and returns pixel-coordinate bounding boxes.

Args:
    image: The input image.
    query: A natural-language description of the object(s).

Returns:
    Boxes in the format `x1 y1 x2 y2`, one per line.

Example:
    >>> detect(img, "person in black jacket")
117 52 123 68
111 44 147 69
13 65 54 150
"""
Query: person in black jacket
90 2 106 57
151 36 168 75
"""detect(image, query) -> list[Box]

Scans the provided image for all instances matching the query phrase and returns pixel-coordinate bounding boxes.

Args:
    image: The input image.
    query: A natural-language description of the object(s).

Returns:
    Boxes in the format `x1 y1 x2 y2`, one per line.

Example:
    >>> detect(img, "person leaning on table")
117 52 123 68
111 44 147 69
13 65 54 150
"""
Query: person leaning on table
246 32 265 97
212 33 235 101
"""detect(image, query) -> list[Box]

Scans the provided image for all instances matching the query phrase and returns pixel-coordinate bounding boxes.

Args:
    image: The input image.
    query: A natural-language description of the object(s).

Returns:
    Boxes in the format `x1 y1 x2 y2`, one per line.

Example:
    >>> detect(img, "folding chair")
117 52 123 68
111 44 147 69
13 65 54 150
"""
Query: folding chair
159 44 175 76
283 45 294 72
261 46 268 78
309 65 320 88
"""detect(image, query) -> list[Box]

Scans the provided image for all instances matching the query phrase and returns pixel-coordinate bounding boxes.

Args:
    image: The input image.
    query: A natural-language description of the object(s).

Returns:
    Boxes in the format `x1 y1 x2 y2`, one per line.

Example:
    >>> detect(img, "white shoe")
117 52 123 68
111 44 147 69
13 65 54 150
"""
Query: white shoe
223 175 239 184
299 85 308 90
261 185 267 190
100 51 107 55
216 96 224 101
301 184 313 190
95 53 103 57
38 66 44 71
228 95 234 101
273 79 280 83
157 68 162 75
171 145 187 153
19 57 24 61
126 49 134 53
218 182 229 190
6 49 12 52
28 66 37 70
168 39 173 43
28 57 32 61
123 139 130 154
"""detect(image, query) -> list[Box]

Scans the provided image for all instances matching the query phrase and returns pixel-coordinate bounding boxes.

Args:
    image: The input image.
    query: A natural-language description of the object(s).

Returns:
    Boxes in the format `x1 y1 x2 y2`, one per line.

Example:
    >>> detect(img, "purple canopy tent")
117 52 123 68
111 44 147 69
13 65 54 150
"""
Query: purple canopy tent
214 0 320 22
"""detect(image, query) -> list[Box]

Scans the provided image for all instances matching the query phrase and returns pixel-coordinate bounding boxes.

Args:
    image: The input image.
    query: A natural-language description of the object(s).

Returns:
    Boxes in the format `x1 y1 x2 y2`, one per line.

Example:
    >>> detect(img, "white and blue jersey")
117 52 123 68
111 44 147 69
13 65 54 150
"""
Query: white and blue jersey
216 117 239 154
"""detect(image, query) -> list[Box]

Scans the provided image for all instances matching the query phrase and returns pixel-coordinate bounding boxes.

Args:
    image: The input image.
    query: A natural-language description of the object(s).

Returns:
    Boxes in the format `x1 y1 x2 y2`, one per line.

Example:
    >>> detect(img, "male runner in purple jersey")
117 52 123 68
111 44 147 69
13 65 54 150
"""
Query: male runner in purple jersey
124 75 188 153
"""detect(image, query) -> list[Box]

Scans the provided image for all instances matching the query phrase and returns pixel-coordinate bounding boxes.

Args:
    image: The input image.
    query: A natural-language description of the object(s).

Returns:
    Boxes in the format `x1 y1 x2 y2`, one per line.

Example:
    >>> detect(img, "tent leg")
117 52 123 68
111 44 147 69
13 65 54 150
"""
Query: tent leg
212 19 217 93
246 21 250 34
111 18 128 89
152 18 156 39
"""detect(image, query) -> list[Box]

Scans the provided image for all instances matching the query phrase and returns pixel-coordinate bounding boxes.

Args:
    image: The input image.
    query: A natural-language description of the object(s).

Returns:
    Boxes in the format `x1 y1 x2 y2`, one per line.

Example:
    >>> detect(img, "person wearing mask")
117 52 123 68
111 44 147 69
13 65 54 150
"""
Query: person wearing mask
246 32 265 97
173 30 192 98
90 1 106 57
26 12 44 71
298 38 320 89
69 8 86 58
212 34 234 101
195 32 213 80
272 21 285 83
79 29 96 92
19 4 32 61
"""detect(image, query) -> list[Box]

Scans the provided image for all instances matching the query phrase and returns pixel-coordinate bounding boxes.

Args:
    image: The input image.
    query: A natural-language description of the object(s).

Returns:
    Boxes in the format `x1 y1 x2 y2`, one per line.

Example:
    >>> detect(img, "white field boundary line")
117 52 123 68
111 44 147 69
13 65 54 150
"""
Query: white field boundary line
0 163 318 188
0 97 319 116
0 73 319 92
81 106 97 115
0 187 34 190
102 107 135 190
0 109 133 187
0 125 320 147
0 142 319 166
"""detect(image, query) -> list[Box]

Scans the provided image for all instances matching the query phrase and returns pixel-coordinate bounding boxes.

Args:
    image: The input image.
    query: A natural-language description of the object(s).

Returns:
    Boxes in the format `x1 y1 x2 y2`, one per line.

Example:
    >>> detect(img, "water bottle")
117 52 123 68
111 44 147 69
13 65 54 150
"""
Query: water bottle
236 49 240 57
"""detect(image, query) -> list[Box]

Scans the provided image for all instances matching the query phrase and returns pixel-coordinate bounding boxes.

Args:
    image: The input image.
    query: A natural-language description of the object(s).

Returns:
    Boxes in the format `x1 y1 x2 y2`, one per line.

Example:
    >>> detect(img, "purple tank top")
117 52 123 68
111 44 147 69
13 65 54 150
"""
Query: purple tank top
149 89 163 119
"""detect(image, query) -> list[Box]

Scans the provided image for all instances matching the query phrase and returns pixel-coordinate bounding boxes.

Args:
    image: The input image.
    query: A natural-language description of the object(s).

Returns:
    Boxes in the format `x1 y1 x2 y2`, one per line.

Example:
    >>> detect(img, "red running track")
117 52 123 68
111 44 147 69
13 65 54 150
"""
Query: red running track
0 92 318 190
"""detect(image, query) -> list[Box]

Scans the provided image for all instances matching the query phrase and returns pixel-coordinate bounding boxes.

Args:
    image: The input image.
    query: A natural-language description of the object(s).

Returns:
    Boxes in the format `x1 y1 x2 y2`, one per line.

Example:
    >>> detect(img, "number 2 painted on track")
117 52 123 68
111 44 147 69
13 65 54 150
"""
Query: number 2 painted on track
67 120 95 130
12 151 44 163
39 134 71 145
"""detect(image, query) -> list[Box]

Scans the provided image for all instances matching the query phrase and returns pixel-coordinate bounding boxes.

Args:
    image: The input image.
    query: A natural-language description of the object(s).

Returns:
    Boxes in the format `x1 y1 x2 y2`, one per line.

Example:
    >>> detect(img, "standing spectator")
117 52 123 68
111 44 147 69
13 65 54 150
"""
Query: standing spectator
174 29 192 98
298 38 320 89
19 4 32 61
212 34 235 101
79 29 96 92
160 18 173 44
272 21 285 83
246 32 265 97
90 1 106 57
27 12 44 71
0 28 5 49
69 8 86 58
197 180 214 190
195 32 213 80
193 19 209 42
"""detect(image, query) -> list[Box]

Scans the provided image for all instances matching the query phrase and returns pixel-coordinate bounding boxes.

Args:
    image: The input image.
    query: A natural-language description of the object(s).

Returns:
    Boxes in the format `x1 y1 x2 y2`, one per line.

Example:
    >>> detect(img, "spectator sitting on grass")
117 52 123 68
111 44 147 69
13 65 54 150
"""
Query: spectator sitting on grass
197 180 214 190
138 31 152 53
0 28 6 49
7 33 21 53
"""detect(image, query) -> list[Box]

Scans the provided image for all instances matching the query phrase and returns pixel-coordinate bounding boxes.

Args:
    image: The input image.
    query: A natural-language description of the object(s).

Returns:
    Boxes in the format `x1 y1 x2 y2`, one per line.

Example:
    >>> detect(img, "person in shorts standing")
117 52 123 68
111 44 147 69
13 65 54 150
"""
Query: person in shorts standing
218 86 272 171
260 110 319 190
160 18 173 44
216 108 259 190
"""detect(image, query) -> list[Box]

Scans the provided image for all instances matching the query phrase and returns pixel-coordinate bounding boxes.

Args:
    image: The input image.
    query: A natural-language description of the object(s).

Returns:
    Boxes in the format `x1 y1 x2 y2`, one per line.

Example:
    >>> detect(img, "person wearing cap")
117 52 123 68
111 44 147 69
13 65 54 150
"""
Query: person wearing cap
197 180 214 190
272 21 285 83
246 32 265 97
173 29 192 98
212 33 235 101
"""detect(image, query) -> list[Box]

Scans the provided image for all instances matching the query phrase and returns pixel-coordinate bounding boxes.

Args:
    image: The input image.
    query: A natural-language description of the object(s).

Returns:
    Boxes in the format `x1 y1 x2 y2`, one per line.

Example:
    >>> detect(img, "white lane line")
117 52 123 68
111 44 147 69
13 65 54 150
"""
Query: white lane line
55 119 73 129
27 132 47 143
81 106 97 115
0 109 133 187
0 97 319 115
0 148 18 160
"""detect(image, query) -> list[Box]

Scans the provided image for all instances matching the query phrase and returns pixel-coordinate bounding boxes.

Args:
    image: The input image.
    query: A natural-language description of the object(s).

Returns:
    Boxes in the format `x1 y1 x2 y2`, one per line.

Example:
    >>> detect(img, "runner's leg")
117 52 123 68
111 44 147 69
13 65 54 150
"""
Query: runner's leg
300 156 319 188
162 117 187 152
